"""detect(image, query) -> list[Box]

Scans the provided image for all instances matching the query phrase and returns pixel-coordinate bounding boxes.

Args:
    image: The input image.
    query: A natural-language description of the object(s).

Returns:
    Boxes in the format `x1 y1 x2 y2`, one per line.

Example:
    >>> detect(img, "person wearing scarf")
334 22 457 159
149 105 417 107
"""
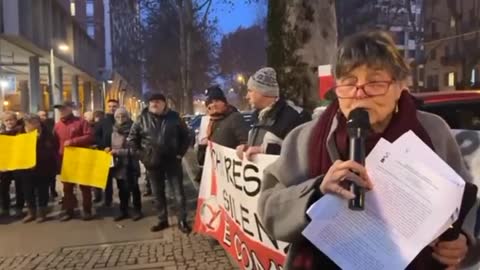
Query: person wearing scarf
257 30 479 269
106 107 142 221
204 85 249 149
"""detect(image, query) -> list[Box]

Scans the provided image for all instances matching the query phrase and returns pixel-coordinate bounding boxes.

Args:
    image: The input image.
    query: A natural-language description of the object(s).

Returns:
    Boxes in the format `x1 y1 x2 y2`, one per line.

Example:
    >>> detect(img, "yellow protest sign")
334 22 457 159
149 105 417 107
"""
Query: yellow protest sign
60 147 112 189
0 131 37 171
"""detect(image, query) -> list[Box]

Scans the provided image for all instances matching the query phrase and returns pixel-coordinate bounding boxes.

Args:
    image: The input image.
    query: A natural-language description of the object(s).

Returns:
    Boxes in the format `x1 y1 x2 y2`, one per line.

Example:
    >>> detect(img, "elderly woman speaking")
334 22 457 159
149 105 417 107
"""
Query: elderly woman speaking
258 30 478 269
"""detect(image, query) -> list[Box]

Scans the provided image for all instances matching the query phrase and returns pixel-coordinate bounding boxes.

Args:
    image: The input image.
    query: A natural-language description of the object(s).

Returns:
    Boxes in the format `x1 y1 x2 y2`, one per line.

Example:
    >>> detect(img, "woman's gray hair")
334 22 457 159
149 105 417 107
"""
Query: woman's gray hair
333 30 411 81
2 111 17 121
114 107 130 118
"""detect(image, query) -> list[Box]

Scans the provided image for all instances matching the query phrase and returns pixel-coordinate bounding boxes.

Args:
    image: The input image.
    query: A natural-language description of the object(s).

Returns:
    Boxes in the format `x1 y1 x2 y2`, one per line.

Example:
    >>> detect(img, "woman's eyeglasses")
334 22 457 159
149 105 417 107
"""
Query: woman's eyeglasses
333 80 395 99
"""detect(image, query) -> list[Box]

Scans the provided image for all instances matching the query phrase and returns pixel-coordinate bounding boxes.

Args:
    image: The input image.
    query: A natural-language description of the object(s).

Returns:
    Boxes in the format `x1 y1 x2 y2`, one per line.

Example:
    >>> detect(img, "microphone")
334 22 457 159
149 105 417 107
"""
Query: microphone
346 108 371 211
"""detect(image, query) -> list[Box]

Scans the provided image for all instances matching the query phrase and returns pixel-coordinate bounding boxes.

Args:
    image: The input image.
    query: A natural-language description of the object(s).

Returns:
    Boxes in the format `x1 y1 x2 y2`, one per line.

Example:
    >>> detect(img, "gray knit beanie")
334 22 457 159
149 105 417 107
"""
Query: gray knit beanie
247 67 279 97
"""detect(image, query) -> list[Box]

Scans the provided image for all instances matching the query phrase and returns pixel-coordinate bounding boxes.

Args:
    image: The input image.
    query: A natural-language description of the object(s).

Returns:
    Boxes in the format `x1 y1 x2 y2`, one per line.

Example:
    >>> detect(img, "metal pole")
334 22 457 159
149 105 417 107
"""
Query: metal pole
50 48 60 122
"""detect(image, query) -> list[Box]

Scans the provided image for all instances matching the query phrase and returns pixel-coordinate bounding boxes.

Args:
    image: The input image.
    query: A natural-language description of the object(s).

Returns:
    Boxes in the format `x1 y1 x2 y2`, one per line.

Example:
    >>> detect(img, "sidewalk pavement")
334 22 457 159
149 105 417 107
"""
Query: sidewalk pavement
0 150 239 270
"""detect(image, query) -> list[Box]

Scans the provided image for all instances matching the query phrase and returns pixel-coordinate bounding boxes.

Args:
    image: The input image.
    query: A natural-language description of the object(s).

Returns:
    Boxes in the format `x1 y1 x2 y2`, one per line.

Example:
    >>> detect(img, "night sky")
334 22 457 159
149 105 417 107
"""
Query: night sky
213 1 264 34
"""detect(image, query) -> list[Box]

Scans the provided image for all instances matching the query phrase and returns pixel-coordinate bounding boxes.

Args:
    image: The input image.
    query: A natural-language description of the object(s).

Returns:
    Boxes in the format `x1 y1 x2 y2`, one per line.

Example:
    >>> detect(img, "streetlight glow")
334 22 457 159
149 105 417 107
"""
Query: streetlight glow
237 74 245 83
58 43 69 52
0 80 8 88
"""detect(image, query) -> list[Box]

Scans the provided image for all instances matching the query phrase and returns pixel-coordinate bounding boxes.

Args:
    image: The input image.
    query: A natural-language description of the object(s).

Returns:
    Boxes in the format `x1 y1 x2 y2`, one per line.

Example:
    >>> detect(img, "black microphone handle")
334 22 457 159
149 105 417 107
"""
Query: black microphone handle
348 135 366 211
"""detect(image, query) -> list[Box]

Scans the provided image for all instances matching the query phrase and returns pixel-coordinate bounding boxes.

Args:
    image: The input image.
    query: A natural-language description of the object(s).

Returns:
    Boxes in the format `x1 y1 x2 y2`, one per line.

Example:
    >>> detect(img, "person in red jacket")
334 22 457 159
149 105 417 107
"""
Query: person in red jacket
53 101 94 221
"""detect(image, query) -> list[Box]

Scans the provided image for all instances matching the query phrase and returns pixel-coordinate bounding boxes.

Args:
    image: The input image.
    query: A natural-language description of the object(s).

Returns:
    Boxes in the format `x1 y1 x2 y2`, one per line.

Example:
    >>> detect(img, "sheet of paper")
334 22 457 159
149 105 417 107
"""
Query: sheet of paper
393 131 465 239
303 138 463 270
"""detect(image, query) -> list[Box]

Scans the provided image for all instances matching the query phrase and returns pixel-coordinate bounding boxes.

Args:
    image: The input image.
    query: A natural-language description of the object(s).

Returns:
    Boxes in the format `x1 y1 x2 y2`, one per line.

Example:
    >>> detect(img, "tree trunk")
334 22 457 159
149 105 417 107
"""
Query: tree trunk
268 0 337 109
178 1 187 113
183 0 194 115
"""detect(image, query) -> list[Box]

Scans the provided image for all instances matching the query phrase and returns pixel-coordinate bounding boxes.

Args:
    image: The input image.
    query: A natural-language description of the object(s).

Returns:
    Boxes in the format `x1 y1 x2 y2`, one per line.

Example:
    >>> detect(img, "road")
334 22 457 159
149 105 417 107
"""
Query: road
0 151 238 270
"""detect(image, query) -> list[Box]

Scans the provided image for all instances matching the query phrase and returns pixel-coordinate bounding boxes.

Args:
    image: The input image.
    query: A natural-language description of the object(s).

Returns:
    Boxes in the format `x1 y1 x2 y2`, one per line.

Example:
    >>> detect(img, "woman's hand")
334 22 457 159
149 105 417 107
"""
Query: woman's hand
320 160 373 199
431 233 468 269
104 147 111 153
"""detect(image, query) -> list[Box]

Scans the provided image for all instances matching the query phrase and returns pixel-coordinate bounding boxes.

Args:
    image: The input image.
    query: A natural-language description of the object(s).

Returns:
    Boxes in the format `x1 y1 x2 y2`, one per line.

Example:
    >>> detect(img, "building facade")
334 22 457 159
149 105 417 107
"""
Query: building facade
62 0 142 115
0 0 100 114
423 0 480 91
336 0 425 88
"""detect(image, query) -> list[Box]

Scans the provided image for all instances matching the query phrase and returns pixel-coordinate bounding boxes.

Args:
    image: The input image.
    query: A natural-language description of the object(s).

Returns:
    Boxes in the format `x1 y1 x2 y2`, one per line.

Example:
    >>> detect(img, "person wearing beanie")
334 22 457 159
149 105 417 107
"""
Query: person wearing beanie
127 91 191 234
237 67 311 160
202 85 249 150
193 86 249 184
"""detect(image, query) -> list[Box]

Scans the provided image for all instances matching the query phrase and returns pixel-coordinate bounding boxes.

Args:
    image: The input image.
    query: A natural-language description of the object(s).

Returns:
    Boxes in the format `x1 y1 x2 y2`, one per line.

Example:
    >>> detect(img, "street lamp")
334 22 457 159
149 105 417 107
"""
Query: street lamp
50 42 70 121
237 74 245 84
58 43 69 52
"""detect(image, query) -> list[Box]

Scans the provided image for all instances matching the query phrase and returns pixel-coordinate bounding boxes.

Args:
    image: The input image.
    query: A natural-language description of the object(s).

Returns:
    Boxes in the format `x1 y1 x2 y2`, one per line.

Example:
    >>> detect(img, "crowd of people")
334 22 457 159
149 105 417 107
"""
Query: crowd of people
0 29 478 269
0 95 192 233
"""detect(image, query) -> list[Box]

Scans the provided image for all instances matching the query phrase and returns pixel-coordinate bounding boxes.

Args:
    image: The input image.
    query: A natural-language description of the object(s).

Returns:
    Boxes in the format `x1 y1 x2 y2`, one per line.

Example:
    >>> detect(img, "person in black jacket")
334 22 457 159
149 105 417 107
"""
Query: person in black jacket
37 110 57 199
237 67 311 160
94 99 119 206
22 114 59 223
127 92 191 234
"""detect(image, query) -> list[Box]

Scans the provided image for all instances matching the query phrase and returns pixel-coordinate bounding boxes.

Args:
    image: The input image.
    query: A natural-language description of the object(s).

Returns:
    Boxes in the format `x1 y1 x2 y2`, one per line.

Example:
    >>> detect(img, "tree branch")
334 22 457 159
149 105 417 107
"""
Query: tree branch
194 0 212 13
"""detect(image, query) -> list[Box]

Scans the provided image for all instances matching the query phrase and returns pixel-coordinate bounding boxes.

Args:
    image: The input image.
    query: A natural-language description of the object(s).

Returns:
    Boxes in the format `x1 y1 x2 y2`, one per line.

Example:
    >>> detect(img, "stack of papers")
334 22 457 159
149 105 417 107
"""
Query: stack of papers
302 131 465 270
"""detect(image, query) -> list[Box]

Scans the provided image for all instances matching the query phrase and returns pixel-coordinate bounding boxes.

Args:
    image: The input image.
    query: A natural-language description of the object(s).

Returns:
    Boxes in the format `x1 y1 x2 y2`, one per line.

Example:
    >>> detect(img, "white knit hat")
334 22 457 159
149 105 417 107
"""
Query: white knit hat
247 67 279 97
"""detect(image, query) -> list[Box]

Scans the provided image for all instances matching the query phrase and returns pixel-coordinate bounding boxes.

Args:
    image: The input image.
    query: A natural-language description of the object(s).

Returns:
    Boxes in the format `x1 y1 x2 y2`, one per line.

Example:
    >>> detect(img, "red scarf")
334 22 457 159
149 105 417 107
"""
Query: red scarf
206 105 234 140
291 91 436 270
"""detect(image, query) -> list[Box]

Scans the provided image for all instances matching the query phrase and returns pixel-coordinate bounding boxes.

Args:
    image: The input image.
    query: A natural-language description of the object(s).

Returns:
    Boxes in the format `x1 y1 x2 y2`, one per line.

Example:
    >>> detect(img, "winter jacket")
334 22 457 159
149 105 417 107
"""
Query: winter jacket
42 118 55 135
95 114 115 149
248 98 311 155
209 106 249 149
54 114 93 156
33 126 59 178
111 120 140 180
258 110 480 269
127 108 190 170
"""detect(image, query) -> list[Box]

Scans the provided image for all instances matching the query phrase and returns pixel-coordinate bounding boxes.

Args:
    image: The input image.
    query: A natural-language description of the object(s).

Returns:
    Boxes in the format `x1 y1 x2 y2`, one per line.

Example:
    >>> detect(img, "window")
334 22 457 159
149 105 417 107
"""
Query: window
70 0 76 16
445 45 450 57
87 23 95 38
396 31 405 45
450 16 456 28
408 50 416 59
448 72 455 86
430 48 437 60
86 1 94 17
472 68 479 84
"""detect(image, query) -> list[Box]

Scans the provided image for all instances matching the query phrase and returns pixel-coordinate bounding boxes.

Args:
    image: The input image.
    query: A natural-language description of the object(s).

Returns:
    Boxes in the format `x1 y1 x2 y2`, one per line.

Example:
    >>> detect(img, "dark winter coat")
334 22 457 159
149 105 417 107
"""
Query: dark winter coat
33 125 59 178
248 98 311 155
127 108 190 170
209 106 249 149
95 114 115 149
111 120 140 180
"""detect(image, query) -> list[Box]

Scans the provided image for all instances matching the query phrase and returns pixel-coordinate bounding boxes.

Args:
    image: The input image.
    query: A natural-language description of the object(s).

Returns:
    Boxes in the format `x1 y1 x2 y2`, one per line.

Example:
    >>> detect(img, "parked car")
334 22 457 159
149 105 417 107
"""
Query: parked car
414 91 480 130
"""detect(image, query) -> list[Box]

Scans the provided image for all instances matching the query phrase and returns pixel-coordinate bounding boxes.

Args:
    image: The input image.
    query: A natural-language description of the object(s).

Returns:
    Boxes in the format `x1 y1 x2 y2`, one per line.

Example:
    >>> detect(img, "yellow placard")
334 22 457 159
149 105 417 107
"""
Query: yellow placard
60 147 112 189
0 131 37 171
